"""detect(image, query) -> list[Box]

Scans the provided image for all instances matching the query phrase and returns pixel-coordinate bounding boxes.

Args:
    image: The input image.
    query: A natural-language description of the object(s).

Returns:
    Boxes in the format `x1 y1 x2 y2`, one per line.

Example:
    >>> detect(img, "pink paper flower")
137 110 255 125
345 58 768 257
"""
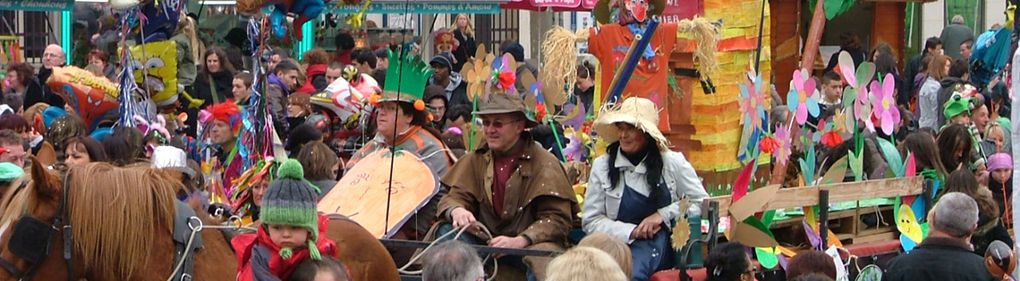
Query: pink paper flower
787 70 821 125
869 73 901 135
739 72 767 131
774 125 792 166
854 85 873 130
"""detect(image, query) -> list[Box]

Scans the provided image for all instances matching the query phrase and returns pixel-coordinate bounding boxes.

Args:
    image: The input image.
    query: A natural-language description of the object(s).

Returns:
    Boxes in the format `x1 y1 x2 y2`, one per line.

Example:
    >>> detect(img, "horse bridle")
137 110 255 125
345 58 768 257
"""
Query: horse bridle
0 170 74 281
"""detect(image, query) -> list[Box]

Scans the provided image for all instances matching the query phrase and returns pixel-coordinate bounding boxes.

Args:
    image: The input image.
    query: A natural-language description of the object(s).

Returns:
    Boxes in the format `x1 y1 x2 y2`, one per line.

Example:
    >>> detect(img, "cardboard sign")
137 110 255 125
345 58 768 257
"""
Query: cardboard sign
318 149 438 238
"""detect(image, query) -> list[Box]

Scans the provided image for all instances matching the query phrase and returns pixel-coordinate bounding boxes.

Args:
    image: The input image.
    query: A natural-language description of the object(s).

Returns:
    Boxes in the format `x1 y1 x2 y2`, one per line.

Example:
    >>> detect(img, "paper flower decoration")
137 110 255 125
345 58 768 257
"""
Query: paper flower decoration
739 71 767 131
821 131 843 148
460 44 495 101
559 102 587 130
787 70 821 125
491 54 517 93
854 86 873 130
897 204 926 251
564 128 593 162
773 125 792 166
759 136 779 154
869 74 900 135
134 114 171 143
838 51 875 90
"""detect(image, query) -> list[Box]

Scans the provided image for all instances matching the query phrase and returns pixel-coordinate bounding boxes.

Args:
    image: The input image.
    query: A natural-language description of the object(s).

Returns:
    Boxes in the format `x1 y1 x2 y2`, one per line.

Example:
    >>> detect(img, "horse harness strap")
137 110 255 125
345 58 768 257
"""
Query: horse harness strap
170 201 204 281
0 171 75 281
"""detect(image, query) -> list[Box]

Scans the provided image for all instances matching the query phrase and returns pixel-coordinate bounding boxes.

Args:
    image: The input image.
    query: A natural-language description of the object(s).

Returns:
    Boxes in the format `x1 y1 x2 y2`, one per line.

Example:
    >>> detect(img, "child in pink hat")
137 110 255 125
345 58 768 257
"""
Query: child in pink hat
987 153 1012 223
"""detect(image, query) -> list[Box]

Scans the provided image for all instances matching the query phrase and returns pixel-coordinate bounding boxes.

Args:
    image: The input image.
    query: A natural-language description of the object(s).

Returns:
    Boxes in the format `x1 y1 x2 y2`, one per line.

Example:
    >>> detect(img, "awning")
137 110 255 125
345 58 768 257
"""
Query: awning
0 0 73 11
500 0 595 12
335 0 503 14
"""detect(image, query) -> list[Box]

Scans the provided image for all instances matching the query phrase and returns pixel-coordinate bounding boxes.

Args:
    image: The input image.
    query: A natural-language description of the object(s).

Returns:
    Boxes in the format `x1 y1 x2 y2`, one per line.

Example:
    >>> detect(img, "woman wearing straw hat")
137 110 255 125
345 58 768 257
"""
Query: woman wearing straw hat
583 97 708 281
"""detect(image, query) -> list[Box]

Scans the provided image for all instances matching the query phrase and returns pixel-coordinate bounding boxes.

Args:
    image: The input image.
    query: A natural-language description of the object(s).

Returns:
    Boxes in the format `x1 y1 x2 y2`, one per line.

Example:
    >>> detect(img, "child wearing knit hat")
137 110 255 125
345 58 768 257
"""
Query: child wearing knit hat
233 159 339 281
988 153 1013 223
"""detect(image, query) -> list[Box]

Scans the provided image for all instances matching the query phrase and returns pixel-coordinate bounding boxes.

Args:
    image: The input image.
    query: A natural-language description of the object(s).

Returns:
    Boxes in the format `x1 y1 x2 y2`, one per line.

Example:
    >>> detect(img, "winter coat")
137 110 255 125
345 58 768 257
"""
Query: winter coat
437 136 578 247
881 237 994 281
191 70 235 106
266 74 291 138
25 70 63 108
295 64 328 94
940 23 975 60
918 77 942 131
428 73 470 109
971 213 1013 256
451 29 477 72
583 148 708 243
233 215 338 281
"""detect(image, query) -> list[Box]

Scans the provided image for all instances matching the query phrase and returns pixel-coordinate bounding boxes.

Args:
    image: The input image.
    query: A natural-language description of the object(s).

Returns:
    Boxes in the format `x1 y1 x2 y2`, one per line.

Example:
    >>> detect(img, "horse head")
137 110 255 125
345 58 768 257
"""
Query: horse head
0 158 78 281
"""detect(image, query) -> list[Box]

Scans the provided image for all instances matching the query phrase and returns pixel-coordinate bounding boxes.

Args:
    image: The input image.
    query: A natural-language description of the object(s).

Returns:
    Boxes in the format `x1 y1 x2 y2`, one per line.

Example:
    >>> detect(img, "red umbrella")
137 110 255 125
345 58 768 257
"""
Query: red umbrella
500 0 595 12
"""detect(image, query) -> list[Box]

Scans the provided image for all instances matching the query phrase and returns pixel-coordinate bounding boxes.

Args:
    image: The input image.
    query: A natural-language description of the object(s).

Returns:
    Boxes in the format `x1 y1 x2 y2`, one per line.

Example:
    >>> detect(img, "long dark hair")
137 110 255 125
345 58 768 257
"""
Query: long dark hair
607 133 663 199
199 47 236 78
900 131 948 179
945 169 999 218
937 124 973 172
64 136 109 162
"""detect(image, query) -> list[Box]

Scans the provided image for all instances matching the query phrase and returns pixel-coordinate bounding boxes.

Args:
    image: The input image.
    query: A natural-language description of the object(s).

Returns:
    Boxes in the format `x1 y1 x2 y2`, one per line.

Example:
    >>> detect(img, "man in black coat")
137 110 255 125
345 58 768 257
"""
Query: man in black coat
881 192 996 281
28 44 66 108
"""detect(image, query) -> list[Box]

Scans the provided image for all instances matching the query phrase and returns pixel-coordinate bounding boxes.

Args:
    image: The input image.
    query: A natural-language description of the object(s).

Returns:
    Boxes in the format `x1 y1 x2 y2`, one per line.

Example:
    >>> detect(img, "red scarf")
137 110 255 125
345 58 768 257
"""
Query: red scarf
233 214 338 281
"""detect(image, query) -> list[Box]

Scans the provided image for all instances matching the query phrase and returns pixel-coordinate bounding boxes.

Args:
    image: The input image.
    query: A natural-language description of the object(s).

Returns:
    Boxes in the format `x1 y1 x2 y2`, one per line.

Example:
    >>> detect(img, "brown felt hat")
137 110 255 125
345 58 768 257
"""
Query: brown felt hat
474 93 539 128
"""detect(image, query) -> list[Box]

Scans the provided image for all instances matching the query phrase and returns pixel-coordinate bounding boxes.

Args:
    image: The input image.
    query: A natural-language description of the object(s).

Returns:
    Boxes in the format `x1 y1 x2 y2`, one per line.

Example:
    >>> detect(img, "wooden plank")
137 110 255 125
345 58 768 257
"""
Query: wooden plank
706 177 924 216
864 0 936 2
851 232 898 245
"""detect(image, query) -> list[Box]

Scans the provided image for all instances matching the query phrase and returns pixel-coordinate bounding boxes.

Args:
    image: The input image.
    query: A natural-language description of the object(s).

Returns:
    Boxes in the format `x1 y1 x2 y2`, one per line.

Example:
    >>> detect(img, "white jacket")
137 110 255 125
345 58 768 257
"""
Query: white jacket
918 77 941 131
582 149 709 243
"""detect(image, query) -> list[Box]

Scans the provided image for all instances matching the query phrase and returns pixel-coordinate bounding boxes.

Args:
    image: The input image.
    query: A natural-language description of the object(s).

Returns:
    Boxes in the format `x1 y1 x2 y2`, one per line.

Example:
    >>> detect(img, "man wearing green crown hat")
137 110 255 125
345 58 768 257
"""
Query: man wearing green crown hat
347 51 455 245
436 74 578 280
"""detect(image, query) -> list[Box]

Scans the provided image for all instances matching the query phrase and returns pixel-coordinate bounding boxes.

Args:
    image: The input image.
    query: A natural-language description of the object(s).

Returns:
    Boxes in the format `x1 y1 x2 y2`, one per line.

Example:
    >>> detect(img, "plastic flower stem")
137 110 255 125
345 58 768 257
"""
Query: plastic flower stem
604 18 660 105
469 98 477 151
547 117 568 163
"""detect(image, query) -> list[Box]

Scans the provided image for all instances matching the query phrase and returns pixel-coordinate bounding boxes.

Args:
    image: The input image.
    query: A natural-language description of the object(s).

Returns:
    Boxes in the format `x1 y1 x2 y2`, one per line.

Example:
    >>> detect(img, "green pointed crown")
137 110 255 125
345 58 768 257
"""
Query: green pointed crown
381 50 432 103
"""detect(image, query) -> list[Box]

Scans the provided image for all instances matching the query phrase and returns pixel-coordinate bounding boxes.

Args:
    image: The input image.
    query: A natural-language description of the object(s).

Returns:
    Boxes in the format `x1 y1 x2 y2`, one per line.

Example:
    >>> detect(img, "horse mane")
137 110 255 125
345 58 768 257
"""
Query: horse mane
0 176 34 236
67 162 179 281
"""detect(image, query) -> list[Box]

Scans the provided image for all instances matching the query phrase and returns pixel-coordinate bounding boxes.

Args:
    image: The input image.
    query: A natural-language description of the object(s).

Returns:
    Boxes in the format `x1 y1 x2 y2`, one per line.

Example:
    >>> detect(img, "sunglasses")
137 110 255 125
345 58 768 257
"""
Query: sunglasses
479 119 521 129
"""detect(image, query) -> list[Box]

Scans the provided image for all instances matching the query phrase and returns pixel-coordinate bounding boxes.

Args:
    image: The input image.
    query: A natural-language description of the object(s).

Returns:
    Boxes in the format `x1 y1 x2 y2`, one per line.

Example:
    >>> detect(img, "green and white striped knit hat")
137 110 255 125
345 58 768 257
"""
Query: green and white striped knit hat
260 159 322 260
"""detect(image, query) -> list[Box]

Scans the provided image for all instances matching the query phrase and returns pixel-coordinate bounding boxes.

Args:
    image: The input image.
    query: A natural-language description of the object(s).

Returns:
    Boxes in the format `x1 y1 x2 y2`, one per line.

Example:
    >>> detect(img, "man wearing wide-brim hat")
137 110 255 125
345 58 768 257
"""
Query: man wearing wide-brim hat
437 91 578 280
583 97 708 280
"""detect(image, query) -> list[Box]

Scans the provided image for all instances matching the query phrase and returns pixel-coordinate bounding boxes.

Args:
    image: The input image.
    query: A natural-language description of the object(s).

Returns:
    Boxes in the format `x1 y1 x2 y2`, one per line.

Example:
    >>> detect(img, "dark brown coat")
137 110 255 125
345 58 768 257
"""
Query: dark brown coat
437 138 578 247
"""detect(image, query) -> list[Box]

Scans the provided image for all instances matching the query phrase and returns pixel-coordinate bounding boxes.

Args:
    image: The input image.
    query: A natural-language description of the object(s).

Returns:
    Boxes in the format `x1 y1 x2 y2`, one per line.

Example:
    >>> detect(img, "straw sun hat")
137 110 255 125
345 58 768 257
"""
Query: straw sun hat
593 97 669 151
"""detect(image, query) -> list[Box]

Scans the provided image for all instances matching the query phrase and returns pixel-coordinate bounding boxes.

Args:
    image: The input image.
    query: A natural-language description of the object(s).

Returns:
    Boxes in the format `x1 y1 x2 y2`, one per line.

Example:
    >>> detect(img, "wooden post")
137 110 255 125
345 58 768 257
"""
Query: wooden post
819 189 830 249
800 0 827 71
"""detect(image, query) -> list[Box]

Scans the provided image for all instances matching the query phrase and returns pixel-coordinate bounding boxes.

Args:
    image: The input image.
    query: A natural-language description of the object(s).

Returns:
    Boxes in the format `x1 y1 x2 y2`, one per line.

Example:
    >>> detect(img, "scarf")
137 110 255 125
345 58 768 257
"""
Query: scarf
233 214 338 281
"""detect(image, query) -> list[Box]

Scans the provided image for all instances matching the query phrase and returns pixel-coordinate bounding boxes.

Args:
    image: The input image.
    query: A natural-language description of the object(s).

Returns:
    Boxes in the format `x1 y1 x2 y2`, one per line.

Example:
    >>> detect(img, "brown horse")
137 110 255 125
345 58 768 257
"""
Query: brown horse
0 159 400 281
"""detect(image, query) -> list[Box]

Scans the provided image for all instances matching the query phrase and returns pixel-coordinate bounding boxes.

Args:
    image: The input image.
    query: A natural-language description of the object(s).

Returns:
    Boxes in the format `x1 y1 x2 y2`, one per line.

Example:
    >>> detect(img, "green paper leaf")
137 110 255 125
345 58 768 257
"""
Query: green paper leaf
744 216 775 239
756 247 780 269
848 150 864 181
856 62 876 89
876 137 904 177
820 155 849 185
824 0 842 20
799 147 817 185
761 210 776 227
